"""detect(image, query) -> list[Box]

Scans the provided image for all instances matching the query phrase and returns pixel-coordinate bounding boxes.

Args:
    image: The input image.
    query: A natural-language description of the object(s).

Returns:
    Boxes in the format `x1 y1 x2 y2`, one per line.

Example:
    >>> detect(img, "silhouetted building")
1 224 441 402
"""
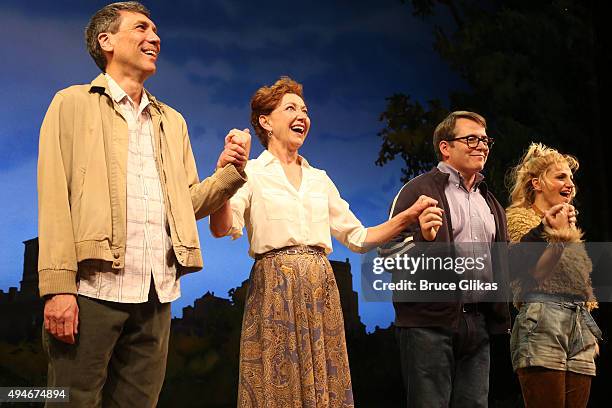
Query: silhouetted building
0 238 43 342
330 258 366 336
173 291 235 336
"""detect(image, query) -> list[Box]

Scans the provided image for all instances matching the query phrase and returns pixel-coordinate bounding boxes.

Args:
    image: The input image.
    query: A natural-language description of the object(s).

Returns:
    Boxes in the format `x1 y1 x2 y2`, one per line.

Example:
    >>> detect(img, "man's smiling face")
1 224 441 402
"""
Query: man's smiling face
442 118 490 176
104 11 160 79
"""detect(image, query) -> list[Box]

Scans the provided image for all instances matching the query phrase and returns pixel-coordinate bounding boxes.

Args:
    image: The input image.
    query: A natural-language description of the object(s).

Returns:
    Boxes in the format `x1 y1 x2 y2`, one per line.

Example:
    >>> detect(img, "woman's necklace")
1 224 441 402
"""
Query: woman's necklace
531 203 545 218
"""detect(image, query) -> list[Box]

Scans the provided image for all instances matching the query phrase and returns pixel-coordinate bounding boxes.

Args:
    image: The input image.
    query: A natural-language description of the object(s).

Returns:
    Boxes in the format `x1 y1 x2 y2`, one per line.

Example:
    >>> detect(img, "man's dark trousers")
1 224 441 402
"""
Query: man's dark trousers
43 284 170 408
395 311 490 408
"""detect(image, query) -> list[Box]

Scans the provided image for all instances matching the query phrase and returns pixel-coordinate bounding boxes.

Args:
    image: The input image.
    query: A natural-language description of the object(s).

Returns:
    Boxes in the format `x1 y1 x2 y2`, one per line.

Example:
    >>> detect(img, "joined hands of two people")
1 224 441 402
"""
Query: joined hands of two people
217 128 252 172
418 199 445 241
544 203 577 230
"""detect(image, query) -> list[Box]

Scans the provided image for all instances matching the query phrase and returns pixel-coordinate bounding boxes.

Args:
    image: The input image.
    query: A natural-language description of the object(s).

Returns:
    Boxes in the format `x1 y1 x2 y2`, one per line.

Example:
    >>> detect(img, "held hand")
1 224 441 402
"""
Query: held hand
230 128 252 169
218 128 251 172
418 205 444 241
217 142 247 171
412 195 438 215
366 195 438 247
398 195 438 226
226 128 252 154
567 205 577 228
44 294 79 344
544 203 571 230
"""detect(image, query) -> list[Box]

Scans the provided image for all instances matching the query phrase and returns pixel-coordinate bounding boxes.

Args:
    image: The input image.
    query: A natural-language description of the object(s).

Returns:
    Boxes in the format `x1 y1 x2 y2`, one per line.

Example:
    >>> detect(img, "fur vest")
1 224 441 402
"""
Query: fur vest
506 206 595 307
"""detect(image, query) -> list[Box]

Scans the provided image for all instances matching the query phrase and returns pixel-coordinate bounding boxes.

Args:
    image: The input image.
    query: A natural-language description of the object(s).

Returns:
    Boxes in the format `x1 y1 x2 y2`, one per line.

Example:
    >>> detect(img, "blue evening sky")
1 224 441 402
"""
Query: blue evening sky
0 0 459 331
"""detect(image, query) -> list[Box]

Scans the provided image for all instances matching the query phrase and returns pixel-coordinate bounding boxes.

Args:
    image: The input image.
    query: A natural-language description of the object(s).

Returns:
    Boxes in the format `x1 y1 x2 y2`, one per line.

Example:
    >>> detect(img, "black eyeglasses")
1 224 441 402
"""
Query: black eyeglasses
447 135 494 148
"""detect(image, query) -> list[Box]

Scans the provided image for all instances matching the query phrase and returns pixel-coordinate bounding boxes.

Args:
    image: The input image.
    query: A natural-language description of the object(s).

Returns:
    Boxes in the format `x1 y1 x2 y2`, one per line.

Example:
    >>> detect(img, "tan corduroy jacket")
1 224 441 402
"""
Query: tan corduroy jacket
38 74 246 297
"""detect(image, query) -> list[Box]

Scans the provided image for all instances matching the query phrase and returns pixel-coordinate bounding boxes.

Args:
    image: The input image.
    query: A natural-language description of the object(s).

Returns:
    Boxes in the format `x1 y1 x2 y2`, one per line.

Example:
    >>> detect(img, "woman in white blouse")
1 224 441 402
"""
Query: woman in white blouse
210 76 436 408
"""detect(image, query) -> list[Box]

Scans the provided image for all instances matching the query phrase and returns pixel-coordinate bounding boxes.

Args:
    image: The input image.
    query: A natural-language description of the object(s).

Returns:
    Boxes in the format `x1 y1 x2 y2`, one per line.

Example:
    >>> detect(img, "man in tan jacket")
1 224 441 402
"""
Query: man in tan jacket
38 2 250 406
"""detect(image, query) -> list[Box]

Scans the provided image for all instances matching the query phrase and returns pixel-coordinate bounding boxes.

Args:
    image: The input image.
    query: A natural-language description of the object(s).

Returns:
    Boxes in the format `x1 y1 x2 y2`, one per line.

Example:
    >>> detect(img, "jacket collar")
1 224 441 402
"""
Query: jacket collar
89 73 164 116
90 73 111 97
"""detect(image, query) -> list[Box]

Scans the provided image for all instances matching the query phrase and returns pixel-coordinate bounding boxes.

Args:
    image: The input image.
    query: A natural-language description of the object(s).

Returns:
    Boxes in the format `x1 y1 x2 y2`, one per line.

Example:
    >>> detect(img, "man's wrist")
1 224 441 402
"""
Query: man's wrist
43 293 76 302
234 164 247 178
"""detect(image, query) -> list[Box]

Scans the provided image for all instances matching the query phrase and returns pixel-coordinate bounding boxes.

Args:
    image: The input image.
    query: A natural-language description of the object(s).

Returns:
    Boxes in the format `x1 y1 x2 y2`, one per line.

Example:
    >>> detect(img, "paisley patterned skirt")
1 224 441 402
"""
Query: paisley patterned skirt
238 247 354 408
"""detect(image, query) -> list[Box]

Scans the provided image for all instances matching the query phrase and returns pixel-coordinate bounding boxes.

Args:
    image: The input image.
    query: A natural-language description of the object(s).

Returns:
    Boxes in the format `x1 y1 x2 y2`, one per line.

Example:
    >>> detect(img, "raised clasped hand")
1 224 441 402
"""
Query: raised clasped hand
217 128 252 172
544 203 574 230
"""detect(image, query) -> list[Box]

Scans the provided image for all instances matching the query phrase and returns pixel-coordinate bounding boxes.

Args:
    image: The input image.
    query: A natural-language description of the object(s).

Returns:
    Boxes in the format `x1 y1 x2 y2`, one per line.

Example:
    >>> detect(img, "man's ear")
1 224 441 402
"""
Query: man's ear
259 115 272 132
439 140 451 160
98 32 113 53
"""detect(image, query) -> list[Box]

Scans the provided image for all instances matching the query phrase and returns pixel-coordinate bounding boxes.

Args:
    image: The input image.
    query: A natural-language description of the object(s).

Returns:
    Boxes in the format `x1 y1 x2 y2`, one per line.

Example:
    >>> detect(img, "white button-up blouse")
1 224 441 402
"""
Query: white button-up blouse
227 150 369 258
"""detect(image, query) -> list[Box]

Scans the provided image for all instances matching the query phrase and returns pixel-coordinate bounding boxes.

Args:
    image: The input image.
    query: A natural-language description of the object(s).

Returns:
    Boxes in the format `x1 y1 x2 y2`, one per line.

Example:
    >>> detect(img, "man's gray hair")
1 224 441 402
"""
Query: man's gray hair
85 1 151 72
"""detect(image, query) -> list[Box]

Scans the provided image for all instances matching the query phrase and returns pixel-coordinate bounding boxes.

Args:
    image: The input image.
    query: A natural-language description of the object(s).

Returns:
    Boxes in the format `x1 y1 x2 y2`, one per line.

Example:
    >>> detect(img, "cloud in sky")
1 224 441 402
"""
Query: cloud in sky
0 0 460 329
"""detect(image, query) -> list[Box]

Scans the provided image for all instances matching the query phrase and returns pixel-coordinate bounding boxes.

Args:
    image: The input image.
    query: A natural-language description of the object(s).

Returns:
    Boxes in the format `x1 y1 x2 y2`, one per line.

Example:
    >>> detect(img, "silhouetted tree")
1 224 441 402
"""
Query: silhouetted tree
378 0 610 240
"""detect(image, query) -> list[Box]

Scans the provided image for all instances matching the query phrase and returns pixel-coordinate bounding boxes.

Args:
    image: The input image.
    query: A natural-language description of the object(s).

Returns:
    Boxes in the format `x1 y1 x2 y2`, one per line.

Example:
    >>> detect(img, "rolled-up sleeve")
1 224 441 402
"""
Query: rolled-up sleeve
325 175 370 253
228 181 251 239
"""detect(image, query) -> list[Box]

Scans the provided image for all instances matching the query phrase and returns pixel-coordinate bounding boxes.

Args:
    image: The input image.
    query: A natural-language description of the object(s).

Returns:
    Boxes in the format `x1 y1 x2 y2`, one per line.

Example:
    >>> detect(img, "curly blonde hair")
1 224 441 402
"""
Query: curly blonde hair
507 143 579 209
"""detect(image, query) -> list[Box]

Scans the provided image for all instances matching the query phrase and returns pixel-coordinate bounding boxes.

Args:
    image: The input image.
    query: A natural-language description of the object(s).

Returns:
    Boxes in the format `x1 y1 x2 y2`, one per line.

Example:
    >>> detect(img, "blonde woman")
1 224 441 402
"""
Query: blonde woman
506 143 601 407
210 76 436 407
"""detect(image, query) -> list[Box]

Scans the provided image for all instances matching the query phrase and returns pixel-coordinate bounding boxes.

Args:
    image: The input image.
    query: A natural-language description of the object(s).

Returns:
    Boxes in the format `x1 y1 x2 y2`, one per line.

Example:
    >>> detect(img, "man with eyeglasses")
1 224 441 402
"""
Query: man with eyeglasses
381 111 510 407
